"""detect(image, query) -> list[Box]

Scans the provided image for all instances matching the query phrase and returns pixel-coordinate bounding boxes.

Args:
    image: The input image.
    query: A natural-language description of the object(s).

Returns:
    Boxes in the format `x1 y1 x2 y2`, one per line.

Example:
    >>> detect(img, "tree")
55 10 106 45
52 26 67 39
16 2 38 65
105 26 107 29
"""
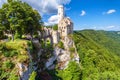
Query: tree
0 8 9 39
53 24 58 31
0 0 42 41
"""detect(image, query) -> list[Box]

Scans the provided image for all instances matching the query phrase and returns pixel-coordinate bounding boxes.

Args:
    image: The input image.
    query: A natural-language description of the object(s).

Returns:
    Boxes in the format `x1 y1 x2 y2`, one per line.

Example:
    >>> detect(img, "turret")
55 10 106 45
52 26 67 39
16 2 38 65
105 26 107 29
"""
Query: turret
58 5 64 22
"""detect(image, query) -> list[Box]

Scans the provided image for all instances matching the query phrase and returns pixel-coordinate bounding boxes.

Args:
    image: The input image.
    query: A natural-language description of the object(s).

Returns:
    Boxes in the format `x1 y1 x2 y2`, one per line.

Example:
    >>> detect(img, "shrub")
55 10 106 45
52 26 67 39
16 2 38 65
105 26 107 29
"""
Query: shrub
10 50 18 57
3 60 14 69
14 32 22 39
3 51 10 57
57 61 81 80
53 24 58 31
27 41 33 53
69 47 75 53
8 71 19 80
29 71 37 80
57 41 64 49
17 55 29 63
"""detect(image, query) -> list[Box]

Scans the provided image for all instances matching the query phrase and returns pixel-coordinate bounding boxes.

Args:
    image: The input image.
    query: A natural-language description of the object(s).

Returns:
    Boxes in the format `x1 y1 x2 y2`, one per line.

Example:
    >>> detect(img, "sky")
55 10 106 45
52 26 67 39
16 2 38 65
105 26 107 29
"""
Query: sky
0 0 120 31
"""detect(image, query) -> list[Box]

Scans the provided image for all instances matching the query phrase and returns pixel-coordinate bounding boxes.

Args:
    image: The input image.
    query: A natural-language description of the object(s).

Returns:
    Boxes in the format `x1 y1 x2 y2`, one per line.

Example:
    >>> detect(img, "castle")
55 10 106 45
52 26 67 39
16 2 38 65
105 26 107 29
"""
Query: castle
58 5 73 37
53 5 73 43
43 5 73 44
43 5 79 69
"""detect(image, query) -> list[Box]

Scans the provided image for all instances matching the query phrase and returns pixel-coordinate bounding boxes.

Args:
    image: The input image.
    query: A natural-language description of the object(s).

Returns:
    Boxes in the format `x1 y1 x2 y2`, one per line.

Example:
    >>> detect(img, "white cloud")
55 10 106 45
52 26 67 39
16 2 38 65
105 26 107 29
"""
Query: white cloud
57 0 71 5
106 25 115 29
80 10 86 16
106 9 116 14
22 0 71 15
0 0 71 26
44 15 59 26
21 0 71 26
0 0 71 15
104 25 120 31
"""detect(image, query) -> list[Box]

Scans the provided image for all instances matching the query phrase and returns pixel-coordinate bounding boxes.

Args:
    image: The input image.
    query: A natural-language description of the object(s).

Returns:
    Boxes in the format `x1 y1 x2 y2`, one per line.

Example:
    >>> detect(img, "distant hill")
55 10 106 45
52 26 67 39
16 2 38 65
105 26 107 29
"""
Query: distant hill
72 30 120 79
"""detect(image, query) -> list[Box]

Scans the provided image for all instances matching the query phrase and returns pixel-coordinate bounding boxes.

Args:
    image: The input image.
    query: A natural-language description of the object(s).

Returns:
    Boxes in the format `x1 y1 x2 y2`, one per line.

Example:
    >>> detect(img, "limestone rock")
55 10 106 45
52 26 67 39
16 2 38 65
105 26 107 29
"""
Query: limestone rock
52 30 59 44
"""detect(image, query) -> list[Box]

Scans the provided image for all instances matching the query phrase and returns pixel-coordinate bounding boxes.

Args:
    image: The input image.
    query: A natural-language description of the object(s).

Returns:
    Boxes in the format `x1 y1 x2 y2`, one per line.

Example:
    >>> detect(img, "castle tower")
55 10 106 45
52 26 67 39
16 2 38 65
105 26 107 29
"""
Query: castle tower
58 5 64 22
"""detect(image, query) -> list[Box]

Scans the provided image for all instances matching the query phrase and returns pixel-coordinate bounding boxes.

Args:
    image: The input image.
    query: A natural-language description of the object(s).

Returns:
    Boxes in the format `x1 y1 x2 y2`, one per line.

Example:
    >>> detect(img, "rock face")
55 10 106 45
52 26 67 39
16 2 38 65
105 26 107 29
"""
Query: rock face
45 47 70 70
17 63 32 80
45 36 79 70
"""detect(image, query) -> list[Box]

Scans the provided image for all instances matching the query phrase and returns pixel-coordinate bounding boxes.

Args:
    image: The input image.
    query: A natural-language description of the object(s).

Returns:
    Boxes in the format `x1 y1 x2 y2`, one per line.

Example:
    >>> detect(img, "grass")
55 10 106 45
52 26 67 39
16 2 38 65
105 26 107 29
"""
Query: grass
5 39 28 50
0 39 32 80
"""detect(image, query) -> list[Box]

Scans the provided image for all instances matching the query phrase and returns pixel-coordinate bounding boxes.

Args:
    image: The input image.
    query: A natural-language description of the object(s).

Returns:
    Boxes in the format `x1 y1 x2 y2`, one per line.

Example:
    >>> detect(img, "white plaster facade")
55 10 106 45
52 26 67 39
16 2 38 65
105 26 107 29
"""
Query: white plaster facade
58 5 73 37
58 18 73 37
58 5 65 22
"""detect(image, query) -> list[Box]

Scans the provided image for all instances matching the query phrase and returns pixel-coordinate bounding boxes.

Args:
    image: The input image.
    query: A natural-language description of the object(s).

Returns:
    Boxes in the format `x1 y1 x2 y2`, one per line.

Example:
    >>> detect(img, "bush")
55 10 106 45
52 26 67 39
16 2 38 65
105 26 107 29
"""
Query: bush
57 61 81 80
14 32 22 39
53 24 58 31
17 55 29 63
69 47 75 53
27 41 33 53
29 71 37 80
57 41 64 49
3 51 10 57
8 71 19 80
10 50 18 57
3 50 18 57
3 60 14 69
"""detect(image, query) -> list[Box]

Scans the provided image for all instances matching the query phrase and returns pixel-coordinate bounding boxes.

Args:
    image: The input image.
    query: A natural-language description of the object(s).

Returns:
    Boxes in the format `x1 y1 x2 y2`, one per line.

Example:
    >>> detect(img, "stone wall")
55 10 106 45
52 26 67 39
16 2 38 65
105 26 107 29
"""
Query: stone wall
58 17 73 37
52 30 59 44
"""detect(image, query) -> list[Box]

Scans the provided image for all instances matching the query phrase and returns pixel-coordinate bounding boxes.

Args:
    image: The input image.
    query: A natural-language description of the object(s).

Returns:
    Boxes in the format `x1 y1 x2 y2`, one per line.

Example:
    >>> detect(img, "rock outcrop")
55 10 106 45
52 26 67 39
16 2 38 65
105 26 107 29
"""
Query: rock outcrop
45 36 79 70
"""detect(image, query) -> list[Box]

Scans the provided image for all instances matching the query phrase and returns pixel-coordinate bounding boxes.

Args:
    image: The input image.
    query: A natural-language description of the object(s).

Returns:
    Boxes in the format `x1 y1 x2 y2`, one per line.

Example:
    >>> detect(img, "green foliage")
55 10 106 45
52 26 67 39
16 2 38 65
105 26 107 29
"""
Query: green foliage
27 41 33 53
53 24 58 30
73 30 120 80
57 41 64 49
3 60 14 69
0 0 42 40
0 40 31 79
3 50 18 57
57 61 81 80
8 70 19 80
14 32 22 39
69 47 75 53
29 71 37 80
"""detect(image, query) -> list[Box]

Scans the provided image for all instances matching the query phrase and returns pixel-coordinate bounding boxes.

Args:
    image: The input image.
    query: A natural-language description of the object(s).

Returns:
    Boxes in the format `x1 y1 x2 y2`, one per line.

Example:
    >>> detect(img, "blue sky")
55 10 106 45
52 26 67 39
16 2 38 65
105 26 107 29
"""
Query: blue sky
65 0 120 31
0 0 120 31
